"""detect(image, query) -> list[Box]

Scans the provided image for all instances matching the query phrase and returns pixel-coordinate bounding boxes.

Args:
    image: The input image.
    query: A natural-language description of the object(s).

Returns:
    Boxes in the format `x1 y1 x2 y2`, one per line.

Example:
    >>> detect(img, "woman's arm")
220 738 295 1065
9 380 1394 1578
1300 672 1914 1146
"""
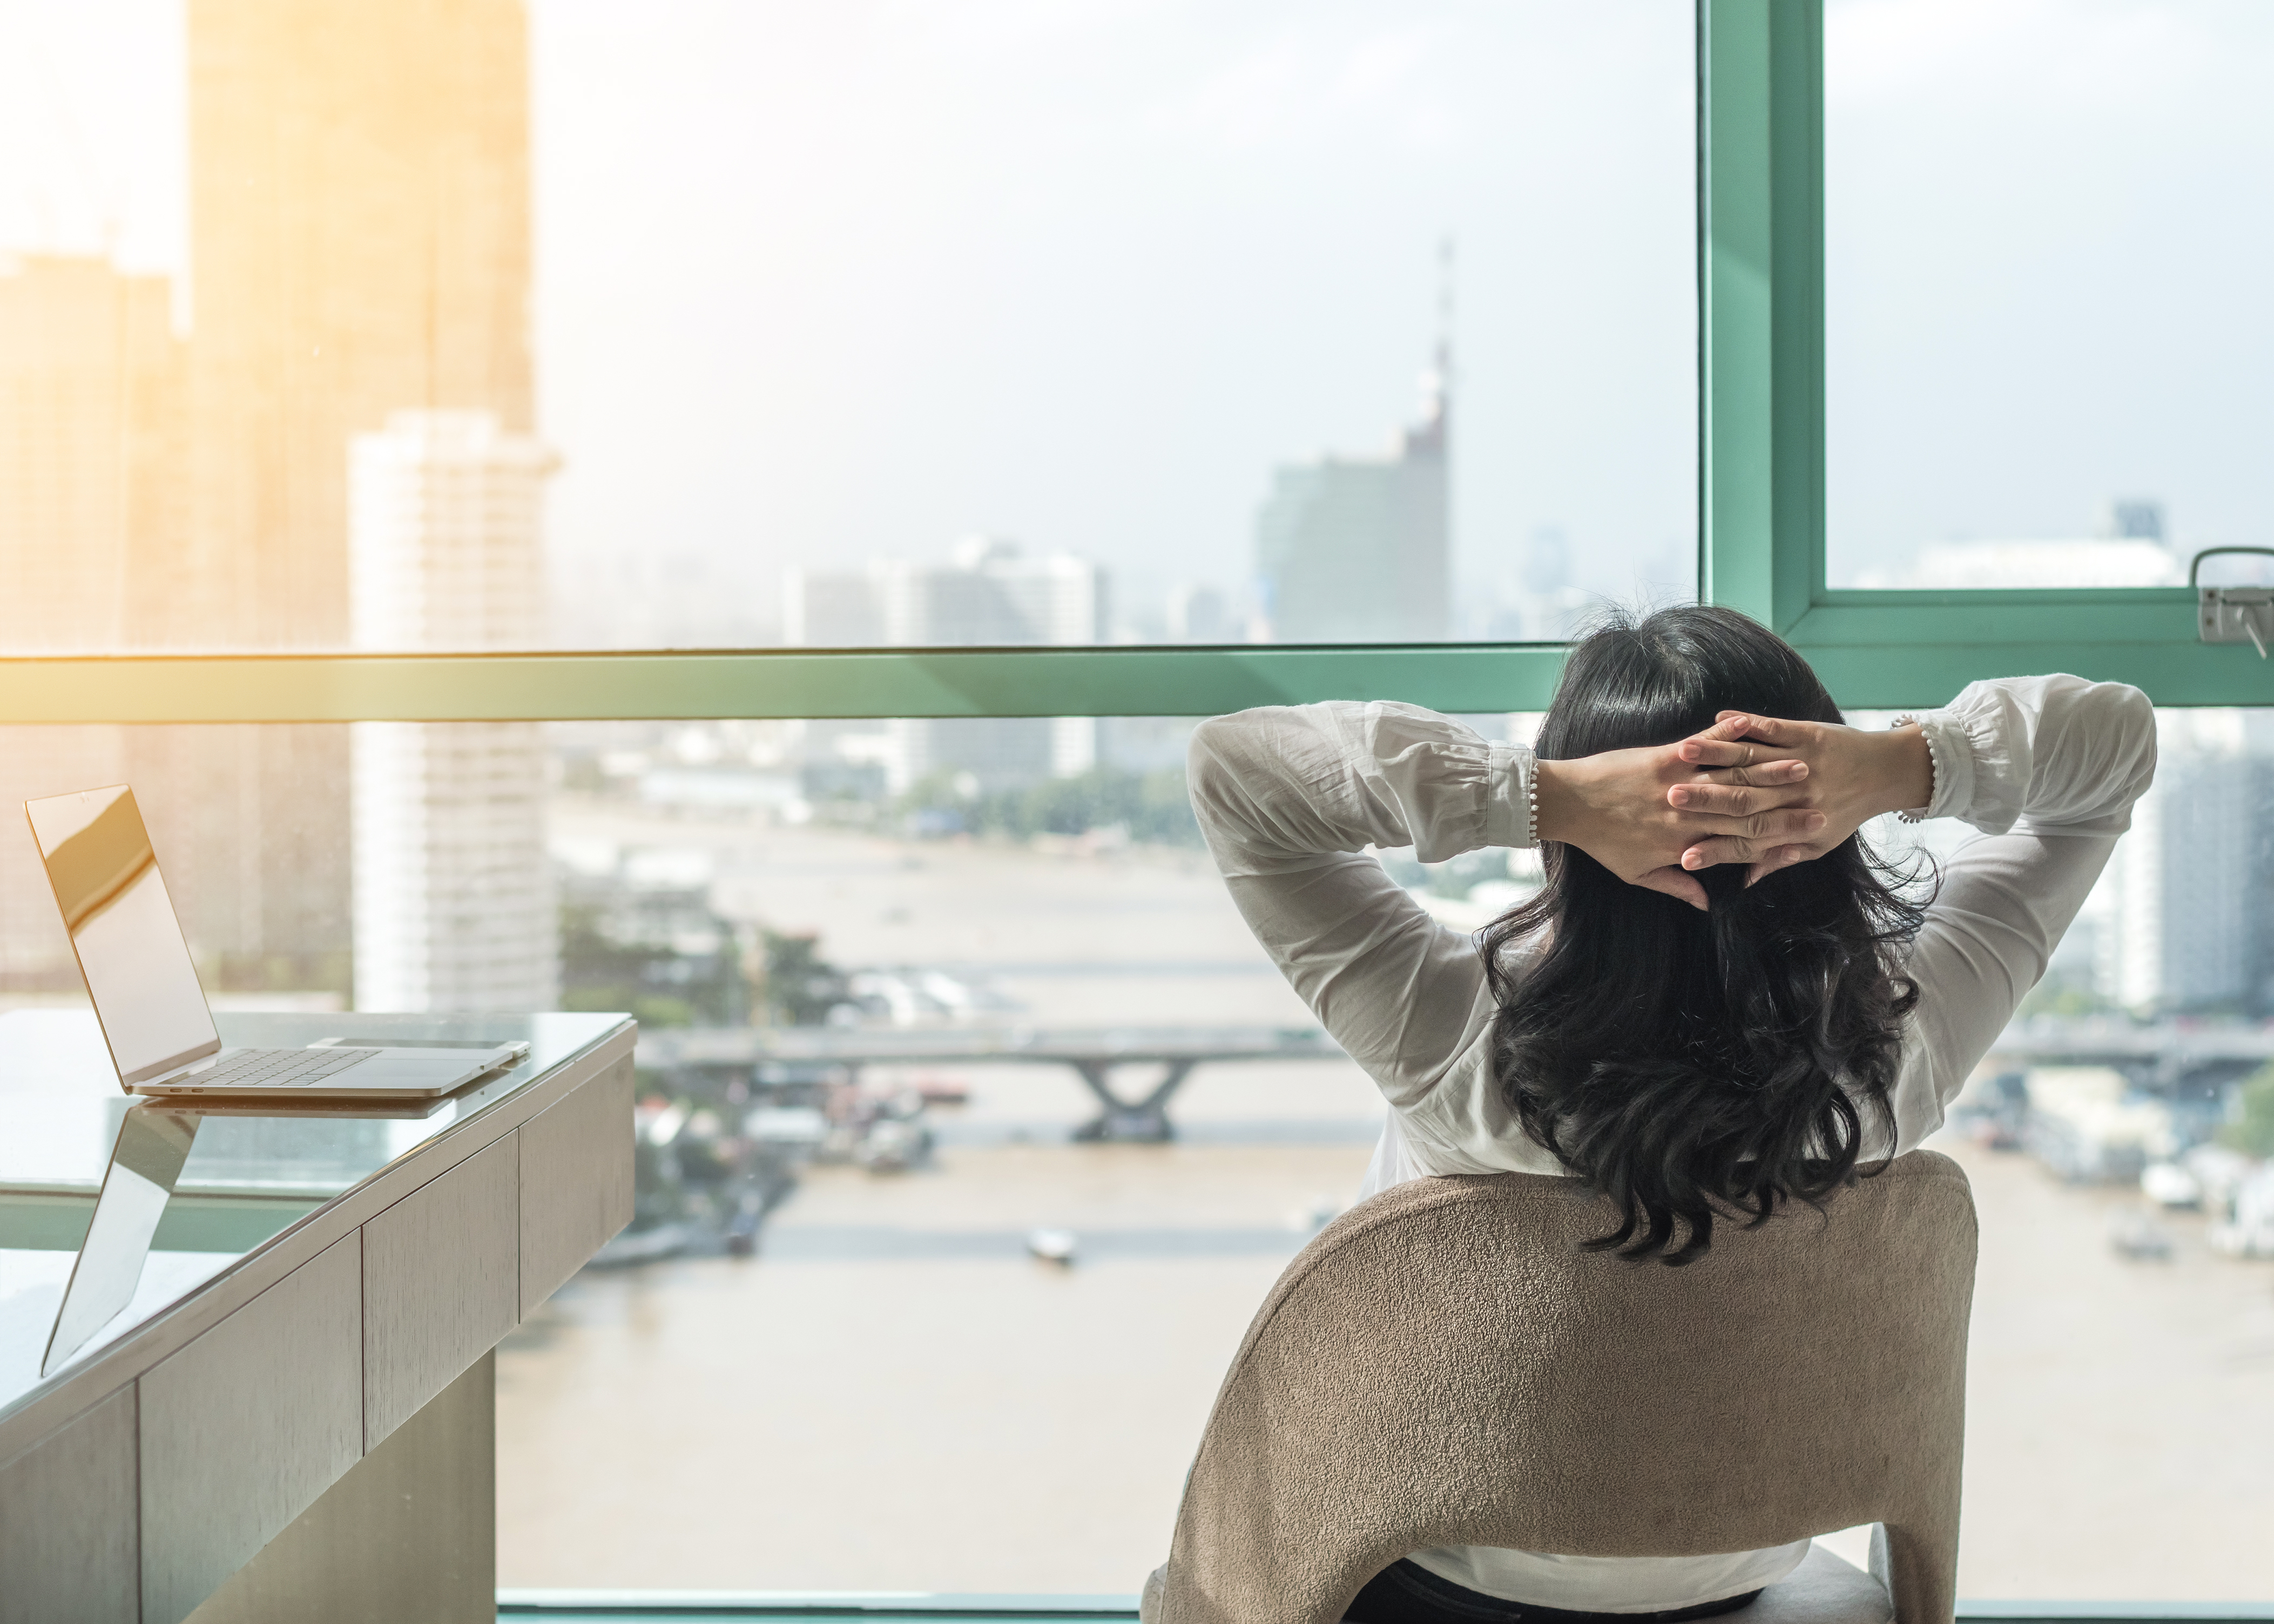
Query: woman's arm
1187 702 1819 1103
1672 675 2158 1147
1185 703 1524 1106
1893 675 2157 1141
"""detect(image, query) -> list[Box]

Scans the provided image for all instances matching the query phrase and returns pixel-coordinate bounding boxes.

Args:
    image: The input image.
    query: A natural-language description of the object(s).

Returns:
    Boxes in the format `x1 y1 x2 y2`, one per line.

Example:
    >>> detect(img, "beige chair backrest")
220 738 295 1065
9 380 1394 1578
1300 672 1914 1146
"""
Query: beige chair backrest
1144 1152 1978 1624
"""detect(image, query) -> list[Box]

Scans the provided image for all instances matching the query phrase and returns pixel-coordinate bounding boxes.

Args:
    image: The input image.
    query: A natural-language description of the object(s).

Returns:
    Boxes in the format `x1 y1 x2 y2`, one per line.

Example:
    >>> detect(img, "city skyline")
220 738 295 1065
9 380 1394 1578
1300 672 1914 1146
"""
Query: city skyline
14 3 2267 646
0 0 551 1006
1 0 1701 648
3 0 2274 1022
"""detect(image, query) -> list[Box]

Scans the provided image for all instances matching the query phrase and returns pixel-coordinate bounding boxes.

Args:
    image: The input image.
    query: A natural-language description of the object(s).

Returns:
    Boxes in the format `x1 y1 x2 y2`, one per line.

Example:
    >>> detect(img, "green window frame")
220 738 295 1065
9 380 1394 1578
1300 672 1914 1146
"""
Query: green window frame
0 0 2258 729
1701 0 2269 711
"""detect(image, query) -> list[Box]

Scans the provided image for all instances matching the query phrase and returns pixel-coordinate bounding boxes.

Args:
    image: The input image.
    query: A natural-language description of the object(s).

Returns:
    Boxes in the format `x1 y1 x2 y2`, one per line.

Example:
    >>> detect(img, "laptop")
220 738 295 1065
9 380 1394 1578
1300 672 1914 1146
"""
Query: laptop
26 785 529 1099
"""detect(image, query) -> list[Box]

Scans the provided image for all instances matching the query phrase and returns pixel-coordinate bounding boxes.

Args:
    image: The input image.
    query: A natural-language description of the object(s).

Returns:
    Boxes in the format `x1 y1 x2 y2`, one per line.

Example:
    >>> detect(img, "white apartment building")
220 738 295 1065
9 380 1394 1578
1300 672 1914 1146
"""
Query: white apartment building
2098 711 2271 1013
348 410 558 1012
785 538 1105 793
1905 523 2274 1014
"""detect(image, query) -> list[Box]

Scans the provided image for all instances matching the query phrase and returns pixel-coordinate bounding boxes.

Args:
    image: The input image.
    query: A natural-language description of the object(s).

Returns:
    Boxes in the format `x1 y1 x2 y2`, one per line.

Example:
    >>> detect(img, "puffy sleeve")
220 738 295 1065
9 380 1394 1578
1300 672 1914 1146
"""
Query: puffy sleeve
1186 703 1530 1106
1887 674 2159 1153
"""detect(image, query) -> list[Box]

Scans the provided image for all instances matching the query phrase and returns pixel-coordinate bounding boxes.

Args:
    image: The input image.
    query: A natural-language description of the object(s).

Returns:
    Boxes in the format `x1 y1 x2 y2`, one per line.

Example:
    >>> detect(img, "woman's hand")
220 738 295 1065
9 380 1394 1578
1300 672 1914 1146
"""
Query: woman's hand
1669 713 1935 883
1535 738 1824 911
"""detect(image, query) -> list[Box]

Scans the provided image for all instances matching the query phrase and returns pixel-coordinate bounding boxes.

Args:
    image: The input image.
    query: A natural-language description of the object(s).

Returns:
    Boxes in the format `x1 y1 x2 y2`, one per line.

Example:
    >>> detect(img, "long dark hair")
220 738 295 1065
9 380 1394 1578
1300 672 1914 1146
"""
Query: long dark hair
1482 605 1926 1265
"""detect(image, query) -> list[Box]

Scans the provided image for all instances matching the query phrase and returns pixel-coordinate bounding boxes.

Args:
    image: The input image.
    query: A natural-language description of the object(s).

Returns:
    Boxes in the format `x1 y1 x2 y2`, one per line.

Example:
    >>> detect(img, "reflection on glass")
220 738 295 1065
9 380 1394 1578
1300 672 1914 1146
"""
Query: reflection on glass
35 782 157 932
42 1106 198 1376
0 1008 626 1420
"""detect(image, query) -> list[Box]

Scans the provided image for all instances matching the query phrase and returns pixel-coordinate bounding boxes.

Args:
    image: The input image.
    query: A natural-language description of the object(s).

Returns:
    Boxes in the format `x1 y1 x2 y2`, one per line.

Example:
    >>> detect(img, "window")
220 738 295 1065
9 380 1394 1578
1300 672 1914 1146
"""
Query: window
1864 720 2274 1598
507 715 1402 1588
492 713 2274 1596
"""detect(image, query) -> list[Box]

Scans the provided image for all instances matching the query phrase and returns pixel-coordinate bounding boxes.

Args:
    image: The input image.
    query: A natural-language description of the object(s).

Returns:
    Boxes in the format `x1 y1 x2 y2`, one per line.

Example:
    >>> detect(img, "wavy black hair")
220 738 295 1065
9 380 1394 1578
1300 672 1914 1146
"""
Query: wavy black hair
1482 605 1927 1265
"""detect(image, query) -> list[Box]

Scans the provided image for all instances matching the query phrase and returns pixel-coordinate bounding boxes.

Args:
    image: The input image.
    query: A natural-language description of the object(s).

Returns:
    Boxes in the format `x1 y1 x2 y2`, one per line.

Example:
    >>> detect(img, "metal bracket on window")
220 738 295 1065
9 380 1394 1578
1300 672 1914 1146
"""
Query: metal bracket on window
2193 548 2274 659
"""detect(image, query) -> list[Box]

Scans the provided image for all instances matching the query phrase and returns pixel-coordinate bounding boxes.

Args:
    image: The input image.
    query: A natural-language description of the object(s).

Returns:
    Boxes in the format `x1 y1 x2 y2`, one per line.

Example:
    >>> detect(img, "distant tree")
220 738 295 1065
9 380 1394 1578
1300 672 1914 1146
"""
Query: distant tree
559 899 747 1028
2218 1064 2274 1159
758 930 851 1026
894 767 1201 848
2016 971 2117 1020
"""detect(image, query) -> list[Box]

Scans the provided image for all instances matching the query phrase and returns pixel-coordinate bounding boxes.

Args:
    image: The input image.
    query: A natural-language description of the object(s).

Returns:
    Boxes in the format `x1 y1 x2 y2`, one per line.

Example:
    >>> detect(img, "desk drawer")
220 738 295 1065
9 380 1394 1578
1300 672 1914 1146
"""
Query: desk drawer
0 1385 137 1624
138 1234 362 1624
518 1055 633 1315
362 1132 520 1448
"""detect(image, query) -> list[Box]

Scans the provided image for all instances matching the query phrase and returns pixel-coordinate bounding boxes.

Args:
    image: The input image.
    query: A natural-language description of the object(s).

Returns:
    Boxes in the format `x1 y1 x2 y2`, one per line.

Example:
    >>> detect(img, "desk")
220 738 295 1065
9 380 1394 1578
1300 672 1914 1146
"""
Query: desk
0 1008 635 1624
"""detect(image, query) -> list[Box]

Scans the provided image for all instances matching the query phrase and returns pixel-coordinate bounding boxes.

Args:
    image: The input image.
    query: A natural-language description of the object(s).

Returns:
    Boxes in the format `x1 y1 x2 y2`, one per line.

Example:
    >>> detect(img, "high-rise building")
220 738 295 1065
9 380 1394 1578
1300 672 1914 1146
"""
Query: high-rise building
177 0 538 1000
0 256 348 994
1253 360 1449 643
786 539 1106 792
790 538 1105 649
2101 498 2166 543
0 255 187 652
2098 712 2274 1014
349 411 552 651
349 411 557 1012
1166 584 1235 644
187 0 535 650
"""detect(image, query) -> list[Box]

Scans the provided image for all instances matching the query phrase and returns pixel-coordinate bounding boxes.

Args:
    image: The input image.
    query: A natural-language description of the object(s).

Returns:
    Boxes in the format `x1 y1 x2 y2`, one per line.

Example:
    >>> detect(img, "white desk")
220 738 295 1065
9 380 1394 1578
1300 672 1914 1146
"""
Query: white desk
0 1009 635 1624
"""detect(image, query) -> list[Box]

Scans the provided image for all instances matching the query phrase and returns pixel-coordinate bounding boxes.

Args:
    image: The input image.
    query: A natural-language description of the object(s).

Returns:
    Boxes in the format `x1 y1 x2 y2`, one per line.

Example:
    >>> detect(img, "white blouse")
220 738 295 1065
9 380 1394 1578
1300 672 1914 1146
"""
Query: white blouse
1185 674 2157 1613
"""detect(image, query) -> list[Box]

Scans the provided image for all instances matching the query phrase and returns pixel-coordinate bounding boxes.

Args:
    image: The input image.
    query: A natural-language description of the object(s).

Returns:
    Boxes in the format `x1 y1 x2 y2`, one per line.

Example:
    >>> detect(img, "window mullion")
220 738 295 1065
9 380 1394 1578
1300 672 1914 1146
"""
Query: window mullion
1699 0 1823 636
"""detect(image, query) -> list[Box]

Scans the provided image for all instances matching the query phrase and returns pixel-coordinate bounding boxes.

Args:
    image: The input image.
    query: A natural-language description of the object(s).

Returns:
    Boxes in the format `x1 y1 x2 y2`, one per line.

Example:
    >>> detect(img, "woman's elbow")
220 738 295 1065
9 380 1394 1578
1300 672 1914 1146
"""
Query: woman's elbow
2108 682 2158 790
1186 712 1281 840
1186 709 1288 791
2109 681 2155 731
1185 714 1241 795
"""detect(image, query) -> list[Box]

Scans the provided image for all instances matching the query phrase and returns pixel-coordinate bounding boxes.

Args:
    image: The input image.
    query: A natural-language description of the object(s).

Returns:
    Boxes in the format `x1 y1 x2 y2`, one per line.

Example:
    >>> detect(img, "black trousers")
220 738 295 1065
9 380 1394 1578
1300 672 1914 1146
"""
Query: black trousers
1342 1558 1763 1624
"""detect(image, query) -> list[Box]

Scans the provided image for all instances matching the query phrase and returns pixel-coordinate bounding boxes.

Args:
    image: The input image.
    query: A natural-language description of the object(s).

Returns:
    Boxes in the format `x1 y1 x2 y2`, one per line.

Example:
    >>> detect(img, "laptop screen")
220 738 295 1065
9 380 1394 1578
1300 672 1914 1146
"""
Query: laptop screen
26 787 221 1086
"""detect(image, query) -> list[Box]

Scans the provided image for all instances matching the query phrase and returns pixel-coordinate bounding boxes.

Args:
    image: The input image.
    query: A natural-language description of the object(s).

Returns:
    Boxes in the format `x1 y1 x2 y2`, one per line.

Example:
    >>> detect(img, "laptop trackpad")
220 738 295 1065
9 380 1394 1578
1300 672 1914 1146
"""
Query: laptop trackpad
340 1056 472 1088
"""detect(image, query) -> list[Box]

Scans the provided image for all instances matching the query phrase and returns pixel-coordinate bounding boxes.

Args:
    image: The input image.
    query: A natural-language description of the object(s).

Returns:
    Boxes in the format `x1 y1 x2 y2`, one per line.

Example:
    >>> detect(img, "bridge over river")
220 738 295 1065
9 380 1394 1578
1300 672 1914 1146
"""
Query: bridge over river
636 1013 2274 1142
635 1023 1345 1141
1986 1015 2274 1093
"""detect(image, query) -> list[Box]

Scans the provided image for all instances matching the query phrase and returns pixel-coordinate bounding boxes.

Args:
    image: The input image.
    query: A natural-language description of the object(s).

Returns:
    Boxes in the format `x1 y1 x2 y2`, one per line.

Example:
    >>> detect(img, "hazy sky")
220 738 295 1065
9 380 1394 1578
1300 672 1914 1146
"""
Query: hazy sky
527 0 1699 641
0 0 1696 643
1826 0 2274 580
4 1 2267 636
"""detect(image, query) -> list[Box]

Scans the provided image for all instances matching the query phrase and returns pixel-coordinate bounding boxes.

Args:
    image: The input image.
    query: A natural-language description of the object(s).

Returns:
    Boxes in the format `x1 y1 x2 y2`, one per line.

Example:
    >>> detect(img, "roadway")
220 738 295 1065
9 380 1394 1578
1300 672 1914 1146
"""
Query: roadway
637 1011 2274 1142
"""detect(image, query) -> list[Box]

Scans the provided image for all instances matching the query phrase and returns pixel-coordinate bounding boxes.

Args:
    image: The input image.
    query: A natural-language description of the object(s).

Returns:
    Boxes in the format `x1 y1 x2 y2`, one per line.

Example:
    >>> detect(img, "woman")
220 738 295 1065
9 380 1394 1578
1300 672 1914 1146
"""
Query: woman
1184 605 2156 1621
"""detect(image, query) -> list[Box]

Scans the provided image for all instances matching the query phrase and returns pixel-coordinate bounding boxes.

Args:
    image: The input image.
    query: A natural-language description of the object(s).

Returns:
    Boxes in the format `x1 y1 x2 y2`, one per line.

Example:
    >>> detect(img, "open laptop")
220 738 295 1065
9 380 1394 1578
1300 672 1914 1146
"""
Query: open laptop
26 786 528 1099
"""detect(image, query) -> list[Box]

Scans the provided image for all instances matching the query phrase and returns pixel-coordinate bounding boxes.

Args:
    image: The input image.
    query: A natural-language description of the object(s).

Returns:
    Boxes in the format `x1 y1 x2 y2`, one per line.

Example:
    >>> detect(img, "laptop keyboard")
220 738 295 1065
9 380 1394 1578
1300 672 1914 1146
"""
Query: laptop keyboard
185 1047 383 1087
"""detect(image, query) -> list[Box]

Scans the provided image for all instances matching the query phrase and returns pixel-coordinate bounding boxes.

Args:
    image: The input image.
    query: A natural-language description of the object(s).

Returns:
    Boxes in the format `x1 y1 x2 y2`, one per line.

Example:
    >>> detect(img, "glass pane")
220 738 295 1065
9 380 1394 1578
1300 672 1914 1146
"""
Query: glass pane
503 710 2274 1598
1824 1 2274 590
0 725 351 1007
0 1 1695 655
500 711 1533 1589
1848 705 2273 1601
3 708 2273 1599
